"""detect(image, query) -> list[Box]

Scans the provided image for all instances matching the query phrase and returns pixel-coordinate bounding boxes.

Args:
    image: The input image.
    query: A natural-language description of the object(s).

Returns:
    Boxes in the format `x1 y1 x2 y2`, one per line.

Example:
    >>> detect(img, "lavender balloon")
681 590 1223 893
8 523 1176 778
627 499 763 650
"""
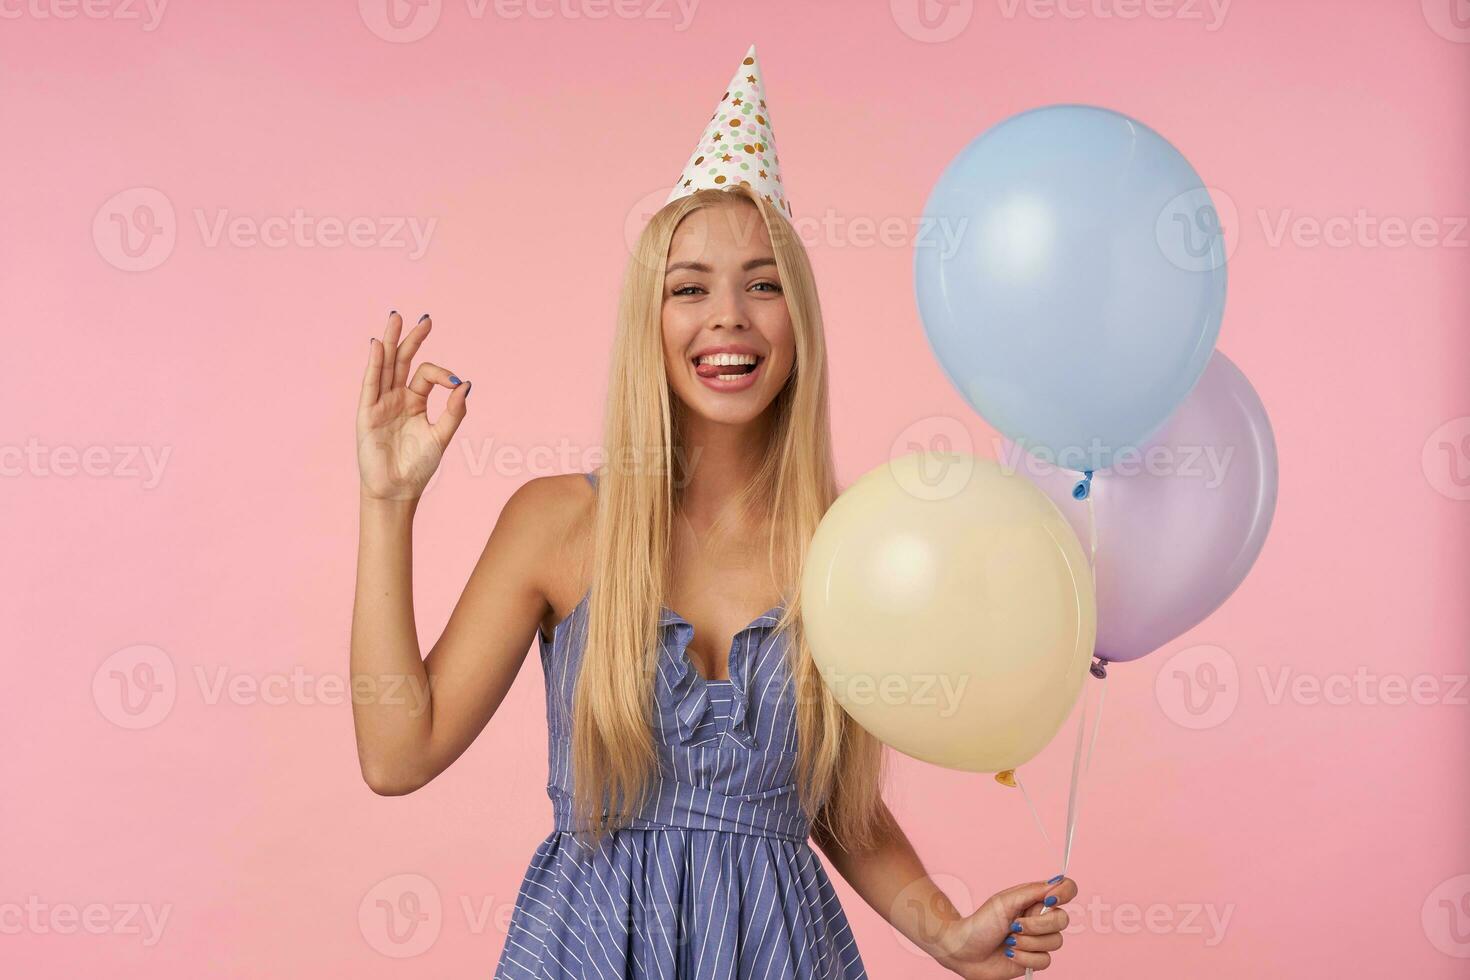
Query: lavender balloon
1000 351 1277 663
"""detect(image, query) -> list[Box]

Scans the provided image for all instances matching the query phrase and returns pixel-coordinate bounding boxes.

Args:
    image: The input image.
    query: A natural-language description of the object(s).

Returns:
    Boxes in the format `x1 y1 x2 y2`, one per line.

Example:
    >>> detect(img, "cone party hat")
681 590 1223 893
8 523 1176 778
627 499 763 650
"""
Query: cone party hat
665 44 791 216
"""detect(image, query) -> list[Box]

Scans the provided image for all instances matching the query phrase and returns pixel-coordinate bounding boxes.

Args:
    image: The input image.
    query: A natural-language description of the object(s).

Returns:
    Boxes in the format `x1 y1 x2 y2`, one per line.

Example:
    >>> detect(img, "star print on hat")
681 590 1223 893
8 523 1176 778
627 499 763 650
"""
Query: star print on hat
666 44 791 216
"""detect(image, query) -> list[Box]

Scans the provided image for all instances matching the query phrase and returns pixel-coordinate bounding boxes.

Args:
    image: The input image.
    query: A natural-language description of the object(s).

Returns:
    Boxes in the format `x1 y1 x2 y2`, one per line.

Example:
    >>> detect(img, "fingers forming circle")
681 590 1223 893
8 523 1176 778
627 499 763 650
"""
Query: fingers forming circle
408 361 460 398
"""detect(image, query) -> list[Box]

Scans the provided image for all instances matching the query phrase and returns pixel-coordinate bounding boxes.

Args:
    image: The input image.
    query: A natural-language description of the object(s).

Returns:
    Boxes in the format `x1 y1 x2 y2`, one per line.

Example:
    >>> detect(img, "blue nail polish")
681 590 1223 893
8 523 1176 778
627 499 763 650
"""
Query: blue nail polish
1010 921 1022 933
1044 895 1058 907
1005 936 1017 947
450 375 461 385
1047 874 1064 885
464 382 472 398
418 313 430 323
1004 948 1015 958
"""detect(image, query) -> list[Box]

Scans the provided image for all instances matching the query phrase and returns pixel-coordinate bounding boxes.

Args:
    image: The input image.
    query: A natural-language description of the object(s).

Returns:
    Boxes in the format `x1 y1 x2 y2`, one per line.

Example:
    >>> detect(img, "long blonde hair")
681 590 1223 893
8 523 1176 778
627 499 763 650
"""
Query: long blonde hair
570 185 887 850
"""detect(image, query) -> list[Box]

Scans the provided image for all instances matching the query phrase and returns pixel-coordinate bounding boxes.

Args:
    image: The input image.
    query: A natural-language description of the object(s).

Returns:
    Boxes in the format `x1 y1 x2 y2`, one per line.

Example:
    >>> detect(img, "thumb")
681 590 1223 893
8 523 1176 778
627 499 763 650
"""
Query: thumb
430 379 472 447
992 879 1056 919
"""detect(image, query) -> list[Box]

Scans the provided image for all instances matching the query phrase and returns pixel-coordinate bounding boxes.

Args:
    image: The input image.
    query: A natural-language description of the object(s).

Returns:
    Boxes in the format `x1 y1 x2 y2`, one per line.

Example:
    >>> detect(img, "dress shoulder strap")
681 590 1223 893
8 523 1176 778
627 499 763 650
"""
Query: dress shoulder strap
583 470 598 489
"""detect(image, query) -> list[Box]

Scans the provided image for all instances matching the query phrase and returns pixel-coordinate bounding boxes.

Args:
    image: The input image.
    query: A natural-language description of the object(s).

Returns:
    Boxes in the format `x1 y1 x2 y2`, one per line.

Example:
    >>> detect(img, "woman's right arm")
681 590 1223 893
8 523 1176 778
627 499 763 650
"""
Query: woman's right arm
349 312 564 796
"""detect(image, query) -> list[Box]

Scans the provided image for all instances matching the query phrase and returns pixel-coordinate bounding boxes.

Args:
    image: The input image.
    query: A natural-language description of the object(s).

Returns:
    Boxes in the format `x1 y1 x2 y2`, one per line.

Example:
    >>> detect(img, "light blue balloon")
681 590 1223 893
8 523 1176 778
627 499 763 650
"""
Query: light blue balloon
914 104 1227 473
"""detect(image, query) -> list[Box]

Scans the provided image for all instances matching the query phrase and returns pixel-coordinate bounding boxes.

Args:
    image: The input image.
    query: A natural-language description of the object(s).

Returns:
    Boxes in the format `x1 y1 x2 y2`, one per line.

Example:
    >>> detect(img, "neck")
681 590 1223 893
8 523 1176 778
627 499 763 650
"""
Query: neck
675 411 773 531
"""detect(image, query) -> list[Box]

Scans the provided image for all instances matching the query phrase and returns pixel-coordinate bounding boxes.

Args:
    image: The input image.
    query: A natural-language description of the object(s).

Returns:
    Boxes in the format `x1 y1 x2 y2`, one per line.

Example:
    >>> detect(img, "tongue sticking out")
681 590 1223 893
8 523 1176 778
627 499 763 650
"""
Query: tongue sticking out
695 360 758 378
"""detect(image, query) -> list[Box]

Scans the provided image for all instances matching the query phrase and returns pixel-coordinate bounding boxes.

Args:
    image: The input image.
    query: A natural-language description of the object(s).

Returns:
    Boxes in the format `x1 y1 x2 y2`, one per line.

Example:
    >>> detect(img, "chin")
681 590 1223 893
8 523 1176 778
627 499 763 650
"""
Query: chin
684 393 772 426
670 375 771 420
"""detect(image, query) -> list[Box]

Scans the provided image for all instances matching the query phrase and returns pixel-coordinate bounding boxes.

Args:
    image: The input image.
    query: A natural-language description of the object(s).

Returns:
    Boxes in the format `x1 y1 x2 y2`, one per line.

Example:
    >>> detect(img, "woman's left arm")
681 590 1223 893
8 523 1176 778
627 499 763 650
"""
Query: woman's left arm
812 801 1077 979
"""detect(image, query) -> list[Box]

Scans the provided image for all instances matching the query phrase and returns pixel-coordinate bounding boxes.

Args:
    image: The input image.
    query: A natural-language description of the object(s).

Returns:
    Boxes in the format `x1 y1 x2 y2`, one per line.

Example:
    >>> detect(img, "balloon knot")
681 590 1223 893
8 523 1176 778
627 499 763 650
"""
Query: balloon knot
994 769 1018 788
1090 658 1109 680
1072 470 1094 500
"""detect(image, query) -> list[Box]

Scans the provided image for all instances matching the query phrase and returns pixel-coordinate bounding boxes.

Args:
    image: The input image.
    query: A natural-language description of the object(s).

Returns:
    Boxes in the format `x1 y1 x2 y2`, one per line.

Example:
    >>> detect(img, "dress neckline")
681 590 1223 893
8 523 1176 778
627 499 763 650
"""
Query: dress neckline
542 587 785 685
660 600 785 684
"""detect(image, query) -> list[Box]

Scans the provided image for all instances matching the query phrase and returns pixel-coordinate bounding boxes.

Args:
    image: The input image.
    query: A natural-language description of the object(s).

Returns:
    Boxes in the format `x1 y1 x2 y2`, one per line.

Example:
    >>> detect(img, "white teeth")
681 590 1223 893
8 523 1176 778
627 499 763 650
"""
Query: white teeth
697 352 758 366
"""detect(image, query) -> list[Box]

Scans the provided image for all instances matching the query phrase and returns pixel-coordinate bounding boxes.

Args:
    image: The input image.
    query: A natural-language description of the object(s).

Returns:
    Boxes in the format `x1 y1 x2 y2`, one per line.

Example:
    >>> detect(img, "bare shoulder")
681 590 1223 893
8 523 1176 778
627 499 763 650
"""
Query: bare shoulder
500 471 592 526
497 472 597 629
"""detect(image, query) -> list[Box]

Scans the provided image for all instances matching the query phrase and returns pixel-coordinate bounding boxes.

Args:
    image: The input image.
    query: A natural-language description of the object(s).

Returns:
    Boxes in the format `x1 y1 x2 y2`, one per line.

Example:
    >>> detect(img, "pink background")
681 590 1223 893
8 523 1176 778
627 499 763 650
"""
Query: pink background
4 0 1468 976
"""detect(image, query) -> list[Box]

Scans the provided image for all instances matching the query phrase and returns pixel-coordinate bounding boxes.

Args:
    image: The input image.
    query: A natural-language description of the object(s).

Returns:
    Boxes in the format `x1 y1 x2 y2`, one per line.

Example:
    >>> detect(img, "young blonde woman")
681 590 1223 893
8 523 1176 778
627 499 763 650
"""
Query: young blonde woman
351 182 1078 979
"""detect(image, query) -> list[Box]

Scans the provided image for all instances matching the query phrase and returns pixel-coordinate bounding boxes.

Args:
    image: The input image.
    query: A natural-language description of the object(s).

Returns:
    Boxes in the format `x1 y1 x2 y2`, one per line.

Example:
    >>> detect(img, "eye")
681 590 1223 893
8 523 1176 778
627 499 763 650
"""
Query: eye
671 284 705 296
752 281 782 293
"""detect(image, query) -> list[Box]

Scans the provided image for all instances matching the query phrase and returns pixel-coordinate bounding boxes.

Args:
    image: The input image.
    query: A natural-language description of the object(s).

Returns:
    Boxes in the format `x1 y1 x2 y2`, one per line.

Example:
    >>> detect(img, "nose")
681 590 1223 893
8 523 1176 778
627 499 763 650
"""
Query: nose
708 287 750 331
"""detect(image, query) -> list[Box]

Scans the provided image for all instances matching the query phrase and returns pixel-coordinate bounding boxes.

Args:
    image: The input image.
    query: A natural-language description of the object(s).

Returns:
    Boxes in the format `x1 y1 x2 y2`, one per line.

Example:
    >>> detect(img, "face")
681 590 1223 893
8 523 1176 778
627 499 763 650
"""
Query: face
661 198 796 427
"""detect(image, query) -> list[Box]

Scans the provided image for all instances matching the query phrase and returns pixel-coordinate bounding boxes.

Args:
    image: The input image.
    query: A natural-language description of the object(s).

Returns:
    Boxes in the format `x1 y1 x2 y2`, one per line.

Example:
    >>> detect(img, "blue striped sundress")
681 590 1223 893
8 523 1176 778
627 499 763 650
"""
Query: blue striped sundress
493 471 868 979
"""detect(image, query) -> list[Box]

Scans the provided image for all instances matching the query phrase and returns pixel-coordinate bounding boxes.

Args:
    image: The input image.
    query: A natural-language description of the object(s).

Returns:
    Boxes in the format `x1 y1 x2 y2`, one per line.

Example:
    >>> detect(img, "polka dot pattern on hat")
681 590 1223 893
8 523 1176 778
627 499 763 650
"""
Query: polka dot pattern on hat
665 44 791 217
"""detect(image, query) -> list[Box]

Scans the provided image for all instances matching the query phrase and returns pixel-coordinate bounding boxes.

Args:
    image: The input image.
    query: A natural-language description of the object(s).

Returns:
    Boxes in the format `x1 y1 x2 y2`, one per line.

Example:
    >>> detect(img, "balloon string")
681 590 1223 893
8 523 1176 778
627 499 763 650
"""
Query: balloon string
1021 675 1107 979
1063 668 1108 871
1012 774 1052 853
1025 494 1105 980
1086 488 1098 575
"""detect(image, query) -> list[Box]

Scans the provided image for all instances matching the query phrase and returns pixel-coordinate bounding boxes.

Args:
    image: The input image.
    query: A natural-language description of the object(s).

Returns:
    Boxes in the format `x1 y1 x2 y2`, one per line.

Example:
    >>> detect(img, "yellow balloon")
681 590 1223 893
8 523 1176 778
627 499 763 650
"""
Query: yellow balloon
801 452 1096 773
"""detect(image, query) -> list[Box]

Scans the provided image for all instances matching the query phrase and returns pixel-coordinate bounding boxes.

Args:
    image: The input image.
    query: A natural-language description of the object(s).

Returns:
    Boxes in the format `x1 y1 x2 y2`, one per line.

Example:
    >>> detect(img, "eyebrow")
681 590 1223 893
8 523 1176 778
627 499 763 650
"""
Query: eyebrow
665 257 777 276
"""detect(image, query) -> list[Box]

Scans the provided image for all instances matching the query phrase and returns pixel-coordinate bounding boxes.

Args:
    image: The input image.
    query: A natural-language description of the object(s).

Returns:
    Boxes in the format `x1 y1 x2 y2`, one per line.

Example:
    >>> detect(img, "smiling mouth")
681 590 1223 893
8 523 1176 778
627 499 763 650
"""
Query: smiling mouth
692 354 764 381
